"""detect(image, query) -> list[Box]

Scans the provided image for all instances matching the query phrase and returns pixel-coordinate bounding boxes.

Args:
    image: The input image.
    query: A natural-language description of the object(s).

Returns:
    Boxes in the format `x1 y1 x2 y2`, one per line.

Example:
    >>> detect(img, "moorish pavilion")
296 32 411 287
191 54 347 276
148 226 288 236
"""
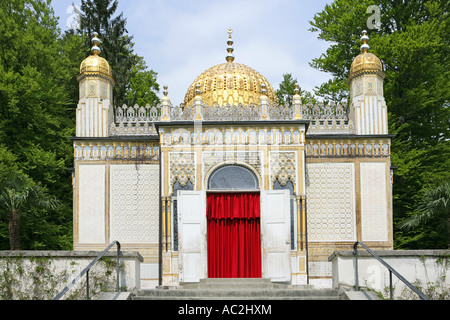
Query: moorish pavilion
72 30 393 288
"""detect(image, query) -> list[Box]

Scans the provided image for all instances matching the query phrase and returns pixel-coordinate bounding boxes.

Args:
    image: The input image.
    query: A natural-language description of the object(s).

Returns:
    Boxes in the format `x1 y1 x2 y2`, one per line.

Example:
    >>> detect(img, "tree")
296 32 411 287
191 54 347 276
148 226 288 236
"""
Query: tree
125 57 160 107
0 0 75 250
59 30 89 120
309 0 450 249
276 73 320 106
309 0 449 142
276 74 298 106
78 0 160 107
399 181 450 249
0 172 60 250
308 0 373 103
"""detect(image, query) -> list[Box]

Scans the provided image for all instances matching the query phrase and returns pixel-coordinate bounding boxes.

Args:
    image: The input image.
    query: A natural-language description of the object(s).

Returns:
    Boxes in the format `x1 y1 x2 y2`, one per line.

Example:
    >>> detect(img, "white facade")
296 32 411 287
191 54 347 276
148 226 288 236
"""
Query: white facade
72 31 393 288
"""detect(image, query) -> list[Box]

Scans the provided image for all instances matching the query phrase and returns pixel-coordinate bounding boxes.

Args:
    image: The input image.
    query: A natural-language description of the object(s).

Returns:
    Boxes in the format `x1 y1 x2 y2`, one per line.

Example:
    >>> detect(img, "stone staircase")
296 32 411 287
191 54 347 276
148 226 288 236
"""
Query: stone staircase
131 278 346 300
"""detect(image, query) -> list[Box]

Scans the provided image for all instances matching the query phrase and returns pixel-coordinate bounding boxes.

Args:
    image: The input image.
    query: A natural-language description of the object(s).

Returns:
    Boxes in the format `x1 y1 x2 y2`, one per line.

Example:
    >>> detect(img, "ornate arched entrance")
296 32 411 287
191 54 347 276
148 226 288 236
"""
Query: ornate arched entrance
207 165 261 278
177 164 291 283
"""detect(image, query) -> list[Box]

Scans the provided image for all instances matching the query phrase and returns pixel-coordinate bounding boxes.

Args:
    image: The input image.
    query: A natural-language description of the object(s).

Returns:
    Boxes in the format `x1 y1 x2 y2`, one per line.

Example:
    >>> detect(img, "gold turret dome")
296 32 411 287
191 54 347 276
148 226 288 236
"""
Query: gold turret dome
348 30 385 84
184 30 278 106
78 33 114 84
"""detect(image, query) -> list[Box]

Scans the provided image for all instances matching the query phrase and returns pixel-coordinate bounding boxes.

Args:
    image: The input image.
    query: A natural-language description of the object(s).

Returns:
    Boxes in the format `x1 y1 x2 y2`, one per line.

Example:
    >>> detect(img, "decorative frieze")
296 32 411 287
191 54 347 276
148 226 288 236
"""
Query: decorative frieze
269 151 297 188
110 122 158 136
305 139 390 158
169 152 196 188
307 119 354 134
161 127 305 147
74 141 160 161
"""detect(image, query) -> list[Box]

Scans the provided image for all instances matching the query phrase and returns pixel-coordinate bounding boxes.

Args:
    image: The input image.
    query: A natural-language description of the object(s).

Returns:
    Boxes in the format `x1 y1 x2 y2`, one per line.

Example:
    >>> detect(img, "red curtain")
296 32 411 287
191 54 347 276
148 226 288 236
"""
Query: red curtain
207 193 261 278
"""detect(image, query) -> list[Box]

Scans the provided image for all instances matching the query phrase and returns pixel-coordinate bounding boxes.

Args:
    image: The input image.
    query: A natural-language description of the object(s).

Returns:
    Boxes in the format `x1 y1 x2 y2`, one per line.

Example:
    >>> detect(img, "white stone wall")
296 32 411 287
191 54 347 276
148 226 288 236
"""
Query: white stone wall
110 164 160 244
330 250 450 299
360 162 388 241
306 163 356 242
78 165 106 244
0 251 143 299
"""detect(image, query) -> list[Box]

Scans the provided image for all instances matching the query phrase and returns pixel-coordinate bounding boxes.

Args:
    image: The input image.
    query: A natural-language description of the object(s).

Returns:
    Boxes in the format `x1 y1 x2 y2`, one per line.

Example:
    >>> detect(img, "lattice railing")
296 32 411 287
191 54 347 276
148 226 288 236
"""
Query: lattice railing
110 102 353 136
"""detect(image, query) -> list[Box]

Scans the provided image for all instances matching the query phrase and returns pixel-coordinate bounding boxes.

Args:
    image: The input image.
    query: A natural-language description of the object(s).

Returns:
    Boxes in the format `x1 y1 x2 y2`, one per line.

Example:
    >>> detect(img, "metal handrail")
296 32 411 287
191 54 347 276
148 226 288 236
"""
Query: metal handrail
353 241 429 300
53 240 121 300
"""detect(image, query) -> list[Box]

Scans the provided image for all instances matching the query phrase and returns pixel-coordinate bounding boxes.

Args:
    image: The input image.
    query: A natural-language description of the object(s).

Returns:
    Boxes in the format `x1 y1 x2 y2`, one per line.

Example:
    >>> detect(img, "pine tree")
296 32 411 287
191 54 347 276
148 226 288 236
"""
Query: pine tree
78 0 160 107
276 74 298 106
276 73 319 106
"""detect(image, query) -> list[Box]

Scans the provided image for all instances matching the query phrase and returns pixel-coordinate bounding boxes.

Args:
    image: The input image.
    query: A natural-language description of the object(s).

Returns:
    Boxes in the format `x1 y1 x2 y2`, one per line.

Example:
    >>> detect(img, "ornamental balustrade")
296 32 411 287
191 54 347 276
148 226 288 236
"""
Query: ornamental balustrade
109 102 353 136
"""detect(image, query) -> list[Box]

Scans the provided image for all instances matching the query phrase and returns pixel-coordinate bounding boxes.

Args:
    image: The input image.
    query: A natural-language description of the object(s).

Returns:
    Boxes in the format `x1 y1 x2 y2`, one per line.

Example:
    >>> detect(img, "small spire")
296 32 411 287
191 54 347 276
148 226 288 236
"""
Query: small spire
226 28 235 62
195 83 201 96
360 30 370 53
261 83 267 95
91 32 101 55
161 85 171 121
161 85 170 102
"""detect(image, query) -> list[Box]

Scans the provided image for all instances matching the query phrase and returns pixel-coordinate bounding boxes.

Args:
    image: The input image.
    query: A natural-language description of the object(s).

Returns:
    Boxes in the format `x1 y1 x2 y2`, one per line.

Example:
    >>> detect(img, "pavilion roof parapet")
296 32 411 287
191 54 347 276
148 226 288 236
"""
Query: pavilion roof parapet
301 101 348 121
114 104 161 123
109 101 353 136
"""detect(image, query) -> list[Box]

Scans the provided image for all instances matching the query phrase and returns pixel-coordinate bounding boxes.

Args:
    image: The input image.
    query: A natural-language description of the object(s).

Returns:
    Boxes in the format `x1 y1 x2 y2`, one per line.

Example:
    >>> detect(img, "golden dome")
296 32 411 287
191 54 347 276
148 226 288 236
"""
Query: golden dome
78 33 114 84
348 30 385 84
184 29 278 106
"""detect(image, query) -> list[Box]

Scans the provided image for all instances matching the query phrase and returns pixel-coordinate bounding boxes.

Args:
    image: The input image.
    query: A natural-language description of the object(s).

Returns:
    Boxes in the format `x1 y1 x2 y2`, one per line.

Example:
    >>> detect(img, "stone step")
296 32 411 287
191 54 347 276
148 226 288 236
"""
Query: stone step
134 289 341 297
178 278 289 290
132 279 344 300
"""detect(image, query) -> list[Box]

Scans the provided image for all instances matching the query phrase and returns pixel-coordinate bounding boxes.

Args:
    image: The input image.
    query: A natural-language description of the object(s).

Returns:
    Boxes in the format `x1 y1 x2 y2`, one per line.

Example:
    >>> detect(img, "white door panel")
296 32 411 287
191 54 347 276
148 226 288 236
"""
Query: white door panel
261 190 291 282
178 191 207 283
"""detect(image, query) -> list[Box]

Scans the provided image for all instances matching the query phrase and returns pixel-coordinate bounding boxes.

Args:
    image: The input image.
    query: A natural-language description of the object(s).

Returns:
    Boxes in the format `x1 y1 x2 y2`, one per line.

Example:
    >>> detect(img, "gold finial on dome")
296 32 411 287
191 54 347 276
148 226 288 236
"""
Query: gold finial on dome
162 85 170 102
261 83 267 95
91 32 101 55
226 28 235 62
360 30 370 53
183 29 278 106
78 32 114 84
348 30 384 84
195 83 201 95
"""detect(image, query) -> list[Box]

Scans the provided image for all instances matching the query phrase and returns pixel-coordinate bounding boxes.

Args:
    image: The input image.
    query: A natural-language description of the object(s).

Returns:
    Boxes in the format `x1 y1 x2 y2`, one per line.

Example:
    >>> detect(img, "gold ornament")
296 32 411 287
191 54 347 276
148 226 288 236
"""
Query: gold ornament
78 32 114 84
348 30 384 84
184 30 277 106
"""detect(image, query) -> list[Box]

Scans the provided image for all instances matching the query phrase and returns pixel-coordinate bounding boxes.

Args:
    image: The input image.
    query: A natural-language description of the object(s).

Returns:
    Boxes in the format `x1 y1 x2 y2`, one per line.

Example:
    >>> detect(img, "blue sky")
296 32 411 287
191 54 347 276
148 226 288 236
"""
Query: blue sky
51 0 333 105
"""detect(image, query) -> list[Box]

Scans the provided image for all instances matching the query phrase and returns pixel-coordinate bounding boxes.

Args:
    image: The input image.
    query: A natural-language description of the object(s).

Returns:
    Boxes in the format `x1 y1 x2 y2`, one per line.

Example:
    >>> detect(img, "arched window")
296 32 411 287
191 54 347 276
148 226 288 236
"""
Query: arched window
208 165 259 190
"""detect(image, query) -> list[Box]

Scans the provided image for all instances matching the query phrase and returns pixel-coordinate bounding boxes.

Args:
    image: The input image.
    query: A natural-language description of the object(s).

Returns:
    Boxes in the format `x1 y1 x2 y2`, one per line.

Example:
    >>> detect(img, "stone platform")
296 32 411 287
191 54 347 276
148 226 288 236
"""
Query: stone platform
130 278 347 300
